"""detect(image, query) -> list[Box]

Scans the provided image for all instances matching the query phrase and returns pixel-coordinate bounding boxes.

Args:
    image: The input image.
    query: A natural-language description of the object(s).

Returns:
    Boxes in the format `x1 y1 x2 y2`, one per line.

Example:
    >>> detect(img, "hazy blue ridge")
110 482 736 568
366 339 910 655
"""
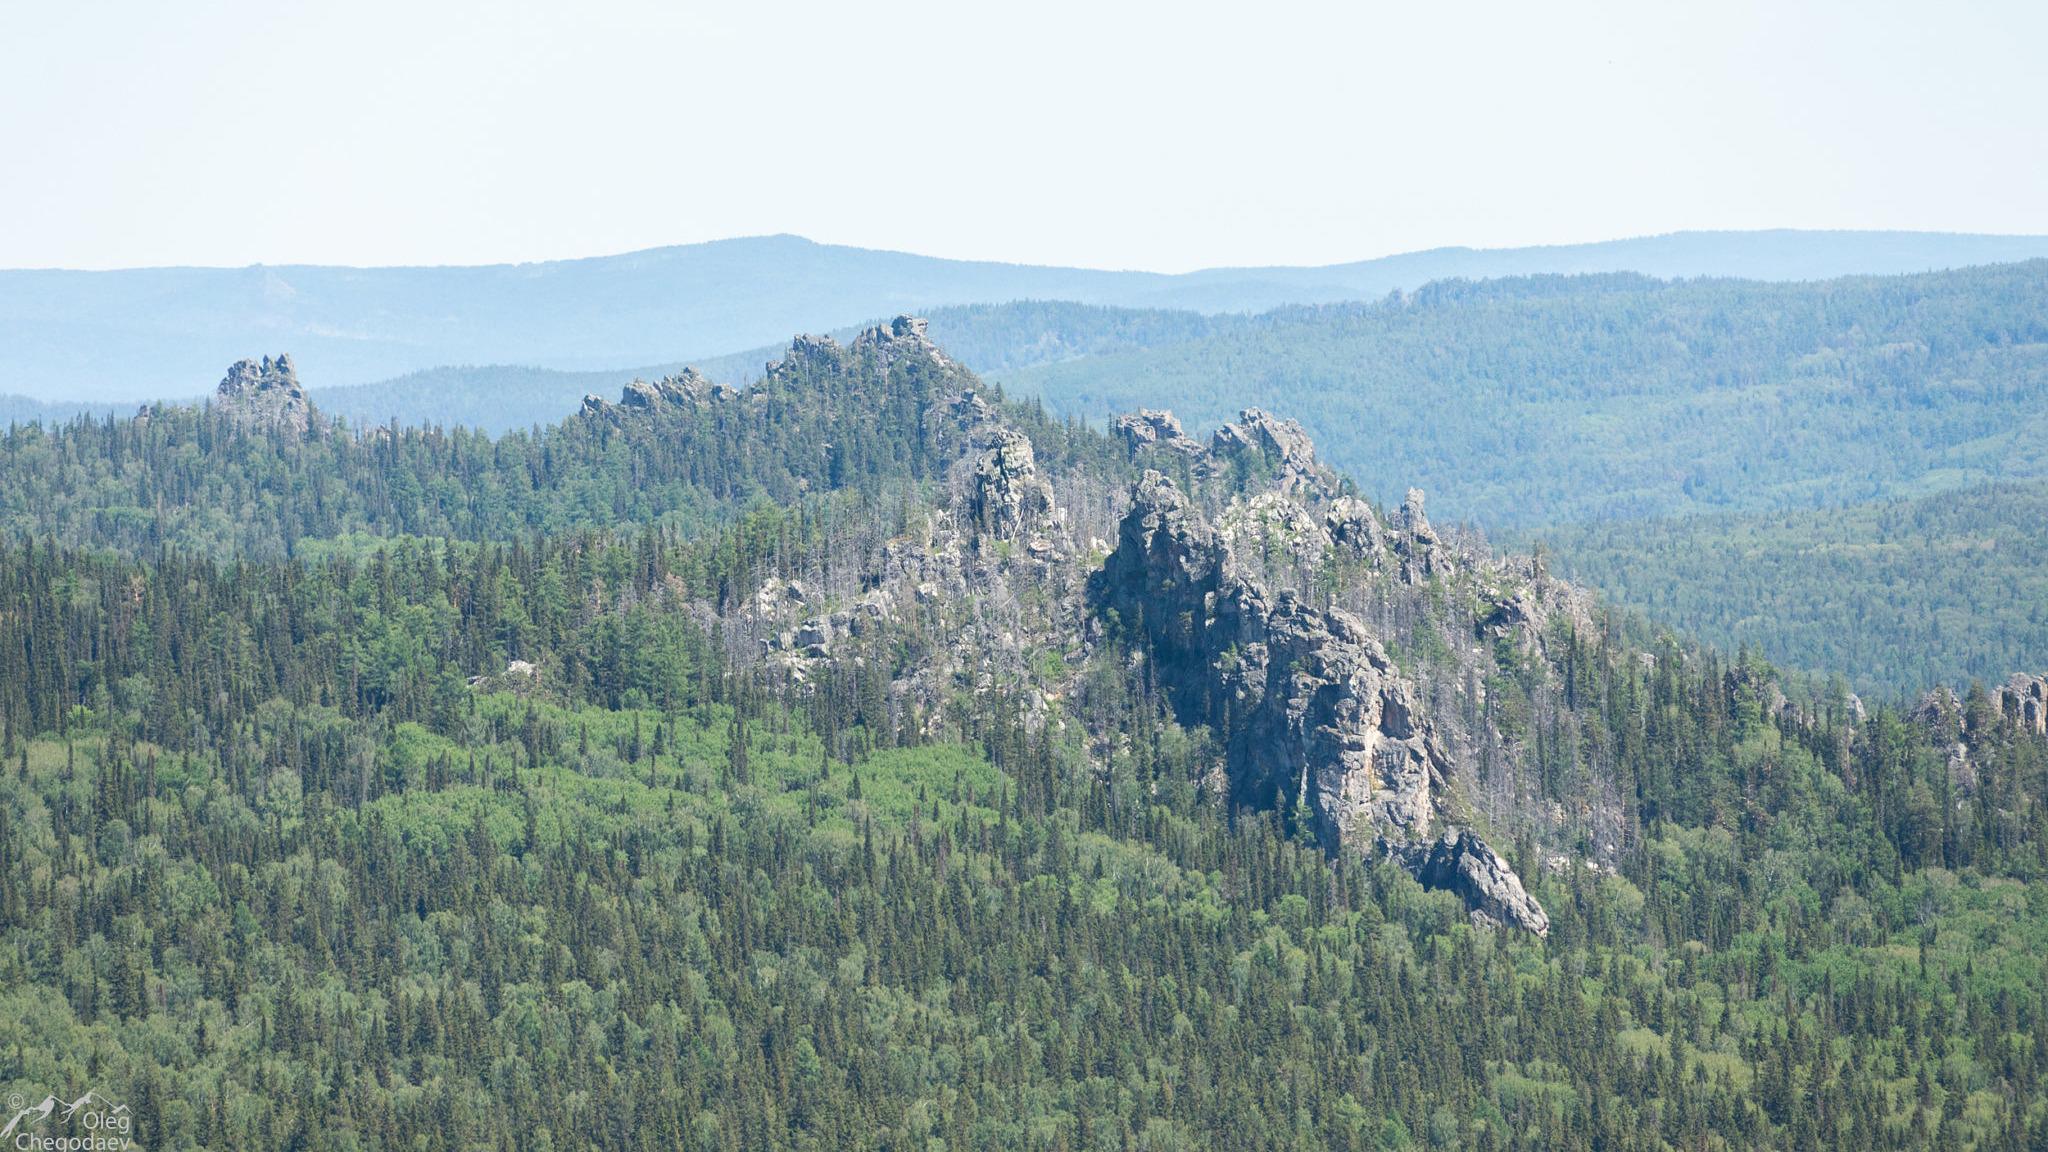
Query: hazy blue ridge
10 229 2048 401
994 262 2048 529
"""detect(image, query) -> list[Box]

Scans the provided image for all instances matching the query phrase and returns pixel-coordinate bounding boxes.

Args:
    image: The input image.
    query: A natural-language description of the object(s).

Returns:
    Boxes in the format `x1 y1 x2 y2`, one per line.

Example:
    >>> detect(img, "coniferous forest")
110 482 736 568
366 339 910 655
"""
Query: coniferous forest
2 321 2046 1152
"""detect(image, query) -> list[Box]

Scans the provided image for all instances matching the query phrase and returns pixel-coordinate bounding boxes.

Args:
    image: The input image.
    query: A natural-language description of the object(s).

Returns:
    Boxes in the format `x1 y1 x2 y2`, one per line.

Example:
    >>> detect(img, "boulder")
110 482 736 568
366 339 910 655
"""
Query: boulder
1388 828 1550 934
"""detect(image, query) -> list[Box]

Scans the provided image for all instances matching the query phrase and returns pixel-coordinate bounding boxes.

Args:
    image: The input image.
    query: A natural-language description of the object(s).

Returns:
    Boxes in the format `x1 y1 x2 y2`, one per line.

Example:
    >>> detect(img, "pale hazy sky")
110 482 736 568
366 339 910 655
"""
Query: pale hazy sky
3 0 2044 272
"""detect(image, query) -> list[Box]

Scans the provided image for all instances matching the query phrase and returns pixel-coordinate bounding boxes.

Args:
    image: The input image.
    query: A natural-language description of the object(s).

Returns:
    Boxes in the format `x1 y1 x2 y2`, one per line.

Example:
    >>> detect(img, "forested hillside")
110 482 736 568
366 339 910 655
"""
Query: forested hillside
2 323 2046 1150
0 323 1109 558
999 263 2048 528
303 301 1223 436
1538 480 2048 694
287 261 2048 538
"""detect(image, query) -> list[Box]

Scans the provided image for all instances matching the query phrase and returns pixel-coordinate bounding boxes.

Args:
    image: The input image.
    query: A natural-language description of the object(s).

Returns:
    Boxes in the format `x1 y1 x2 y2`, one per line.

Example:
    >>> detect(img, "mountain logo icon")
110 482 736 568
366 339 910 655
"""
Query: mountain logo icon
1 1089 131 1144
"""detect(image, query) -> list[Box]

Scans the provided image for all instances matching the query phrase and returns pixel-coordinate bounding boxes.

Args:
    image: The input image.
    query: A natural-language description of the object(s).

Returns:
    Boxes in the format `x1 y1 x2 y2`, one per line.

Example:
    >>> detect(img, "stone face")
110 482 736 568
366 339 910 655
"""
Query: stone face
1091 471 1547 933
215 354 312 436
969 429 1056 543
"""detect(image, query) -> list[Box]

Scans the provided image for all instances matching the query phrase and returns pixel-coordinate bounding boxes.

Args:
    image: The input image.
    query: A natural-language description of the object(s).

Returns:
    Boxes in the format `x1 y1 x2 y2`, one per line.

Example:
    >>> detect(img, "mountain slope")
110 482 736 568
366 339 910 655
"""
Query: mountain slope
301 301 1225 434
2 321 2047 1148
11 229 2048 401
998 262 2048 528
1540 479 2048 694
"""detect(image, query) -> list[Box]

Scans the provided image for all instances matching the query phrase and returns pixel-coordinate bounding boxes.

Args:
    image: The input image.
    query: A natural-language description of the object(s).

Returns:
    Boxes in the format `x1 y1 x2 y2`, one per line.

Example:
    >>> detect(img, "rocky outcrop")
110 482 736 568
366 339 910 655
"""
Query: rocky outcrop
1205 408 1329 496
467 658 540 690
969 429 1056 543
1325 496 1387 557
1998 674 2047 735
623 367 717 410
1112 405 1336 499
1393 488 1448 583
215 354 312 436
1092 471 1546 933
584 366 734 421
862 314 955 369
772 315 959 382
1388 829 1550 934
1114 409 1201 456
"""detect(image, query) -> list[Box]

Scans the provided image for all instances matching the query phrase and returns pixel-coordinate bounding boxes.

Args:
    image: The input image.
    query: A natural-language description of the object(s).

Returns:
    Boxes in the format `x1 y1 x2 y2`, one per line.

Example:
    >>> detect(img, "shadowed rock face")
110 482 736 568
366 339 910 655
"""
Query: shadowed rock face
215 354 311 436
1091 470 1548 933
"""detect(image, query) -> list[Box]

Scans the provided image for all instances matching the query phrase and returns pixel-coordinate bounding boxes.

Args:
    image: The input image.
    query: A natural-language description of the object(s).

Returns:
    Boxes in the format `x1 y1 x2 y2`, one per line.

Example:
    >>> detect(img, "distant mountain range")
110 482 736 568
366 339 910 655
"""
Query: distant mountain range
9 229 2048 401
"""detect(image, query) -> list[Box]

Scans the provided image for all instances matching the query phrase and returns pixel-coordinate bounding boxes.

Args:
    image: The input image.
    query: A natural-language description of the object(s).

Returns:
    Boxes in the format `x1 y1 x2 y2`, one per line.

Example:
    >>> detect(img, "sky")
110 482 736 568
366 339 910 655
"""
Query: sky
2 0 2045 272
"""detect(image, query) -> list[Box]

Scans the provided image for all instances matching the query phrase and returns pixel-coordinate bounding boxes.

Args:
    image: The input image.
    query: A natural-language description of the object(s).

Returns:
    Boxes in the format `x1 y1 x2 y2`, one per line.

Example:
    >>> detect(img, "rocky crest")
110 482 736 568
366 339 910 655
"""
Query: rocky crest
969 428 1058 546
1113 409 1201 455
583 366 737 420
1092 470 1547 932
704 333 1560 932
733 320 1079 727
215 354 312 436
1999 674 2047 735
1205 408 1329 496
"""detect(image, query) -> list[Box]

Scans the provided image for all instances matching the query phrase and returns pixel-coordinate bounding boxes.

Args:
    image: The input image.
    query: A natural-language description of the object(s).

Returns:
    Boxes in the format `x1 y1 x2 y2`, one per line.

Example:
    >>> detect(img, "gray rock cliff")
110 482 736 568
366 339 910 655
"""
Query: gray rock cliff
1091 470 1547 932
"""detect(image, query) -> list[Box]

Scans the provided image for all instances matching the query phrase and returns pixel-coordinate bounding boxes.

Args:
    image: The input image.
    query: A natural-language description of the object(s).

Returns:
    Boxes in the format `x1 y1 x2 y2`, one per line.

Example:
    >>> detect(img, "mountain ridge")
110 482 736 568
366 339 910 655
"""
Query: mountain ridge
12 228 2048 401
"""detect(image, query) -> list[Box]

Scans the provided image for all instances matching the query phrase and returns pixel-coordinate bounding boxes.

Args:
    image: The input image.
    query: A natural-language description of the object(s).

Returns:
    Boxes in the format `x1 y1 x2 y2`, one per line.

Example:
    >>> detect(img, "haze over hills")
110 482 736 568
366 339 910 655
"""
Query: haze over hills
14 253 2048 695
297 261 2048 526
10 228 2048 401
5 320 2048 1148
997 264 2048 526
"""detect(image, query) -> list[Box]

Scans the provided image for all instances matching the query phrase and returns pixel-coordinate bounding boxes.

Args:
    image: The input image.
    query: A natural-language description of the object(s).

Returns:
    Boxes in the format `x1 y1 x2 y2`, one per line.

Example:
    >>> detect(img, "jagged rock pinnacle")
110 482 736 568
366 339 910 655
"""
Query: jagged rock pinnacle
214 354 311 436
